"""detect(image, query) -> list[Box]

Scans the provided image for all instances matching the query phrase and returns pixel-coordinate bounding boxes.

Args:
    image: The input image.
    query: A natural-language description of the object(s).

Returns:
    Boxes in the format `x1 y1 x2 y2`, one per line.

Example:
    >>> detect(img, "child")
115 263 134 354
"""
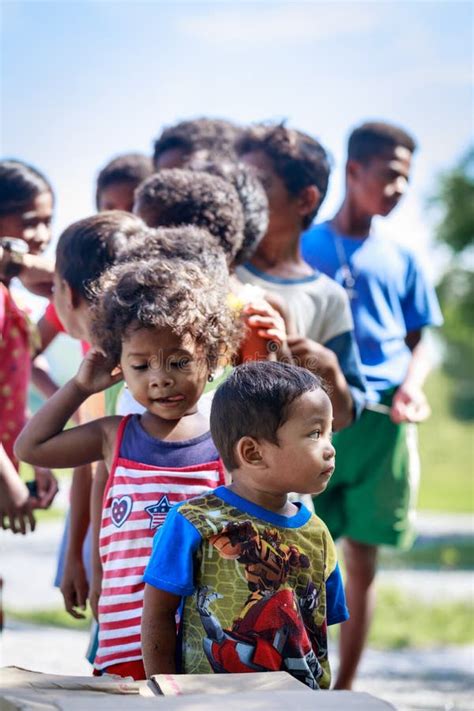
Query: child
96 153 154 213
152 117 241 170
142 361 348 689
15 254 240 679
301 121 443 689
49 212 149 619
0 159 58 533
235 124 366 432
133 168 289 358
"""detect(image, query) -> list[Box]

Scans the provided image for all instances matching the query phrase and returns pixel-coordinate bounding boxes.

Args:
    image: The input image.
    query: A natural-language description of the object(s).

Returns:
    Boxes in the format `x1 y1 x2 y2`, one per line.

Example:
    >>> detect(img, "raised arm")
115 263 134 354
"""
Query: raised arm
14 349 123 469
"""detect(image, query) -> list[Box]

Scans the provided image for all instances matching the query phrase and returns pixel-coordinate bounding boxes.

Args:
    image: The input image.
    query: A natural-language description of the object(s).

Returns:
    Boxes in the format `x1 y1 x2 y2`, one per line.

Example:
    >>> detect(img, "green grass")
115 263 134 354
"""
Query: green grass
379 538 474 570
6 606 92 630
417 369 474 513
368 586 474 649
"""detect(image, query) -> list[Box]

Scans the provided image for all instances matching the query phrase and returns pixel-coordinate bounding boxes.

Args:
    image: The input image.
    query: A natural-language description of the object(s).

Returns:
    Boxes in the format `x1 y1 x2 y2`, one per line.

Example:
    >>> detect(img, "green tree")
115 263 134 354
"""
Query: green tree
430 148 474 419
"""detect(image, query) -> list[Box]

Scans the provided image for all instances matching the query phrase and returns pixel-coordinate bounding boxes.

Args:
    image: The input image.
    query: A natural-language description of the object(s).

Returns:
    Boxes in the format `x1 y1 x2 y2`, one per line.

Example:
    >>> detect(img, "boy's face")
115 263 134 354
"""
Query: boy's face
259 389 335 496
98 182 136 213
348 146 412 217
240 150 303 239
120 325 209 420
0 191 53 254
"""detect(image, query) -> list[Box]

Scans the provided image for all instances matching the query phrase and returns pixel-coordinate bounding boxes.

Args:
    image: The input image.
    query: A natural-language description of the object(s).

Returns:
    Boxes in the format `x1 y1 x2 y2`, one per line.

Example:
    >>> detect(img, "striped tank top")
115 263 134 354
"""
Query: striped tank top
94 414 225 671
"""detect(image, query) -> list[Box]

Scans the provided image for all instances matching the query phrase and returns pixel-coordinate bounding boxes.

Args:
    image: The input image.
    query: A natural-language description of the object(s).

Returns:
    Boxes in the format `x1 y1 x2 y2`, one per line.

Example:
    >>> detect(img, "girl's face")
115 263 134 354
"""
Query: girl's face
120 325 210 420
0 191 53 254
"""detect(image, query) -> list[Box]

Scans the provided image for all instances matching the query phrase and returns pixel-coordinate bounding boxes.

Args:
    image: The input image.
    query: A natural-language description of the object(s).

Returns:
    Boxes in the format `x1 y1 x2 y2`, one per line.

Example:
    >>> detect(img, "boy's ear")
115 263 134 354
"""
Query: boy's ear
235 436 266 469
346 159 364 183
297 186 320 219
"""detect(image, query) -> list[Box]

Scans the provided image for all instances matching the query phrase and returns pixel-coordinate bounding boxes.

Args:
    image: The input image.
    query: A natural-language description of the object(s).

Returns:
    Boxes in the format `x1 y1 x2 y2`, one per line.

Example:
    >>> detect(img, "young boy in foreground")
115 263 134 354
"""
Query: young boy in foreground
142 361 348 689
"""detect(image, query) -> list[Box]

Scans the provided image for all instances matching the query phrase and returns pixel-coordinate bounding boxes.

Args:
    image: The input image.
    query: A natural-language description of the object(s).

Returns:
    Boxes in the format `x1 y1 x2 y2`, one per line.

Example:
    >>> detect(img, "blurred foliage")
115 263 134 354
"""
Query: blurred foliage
430 147 474 420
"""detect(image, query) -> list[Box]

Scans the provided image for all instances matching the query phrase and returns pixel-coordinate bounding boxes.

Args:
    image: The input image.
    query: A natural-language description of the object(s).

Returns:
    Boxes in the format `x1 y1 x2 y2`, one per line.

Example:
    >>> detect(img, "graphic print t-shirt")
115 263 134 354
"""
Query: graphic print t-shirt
144 487 348 689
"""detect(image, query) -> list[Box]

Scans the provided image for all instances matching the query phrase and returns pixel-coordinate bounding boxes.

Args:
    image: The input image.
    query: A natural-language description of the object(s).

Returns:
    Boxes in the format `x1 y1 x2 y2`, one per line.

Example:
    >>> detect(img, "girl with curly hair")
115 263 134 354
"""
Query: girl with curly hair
15 254 240 681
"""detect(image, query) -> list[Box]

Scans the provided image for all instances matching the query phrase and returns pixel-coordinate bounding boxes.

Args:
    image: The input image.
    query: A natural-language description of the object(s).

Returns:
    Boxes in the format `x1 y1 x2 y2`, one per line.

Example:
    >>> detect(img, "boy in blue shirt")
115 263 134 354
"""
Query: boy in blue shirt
142 361 348 689
302 121 443 689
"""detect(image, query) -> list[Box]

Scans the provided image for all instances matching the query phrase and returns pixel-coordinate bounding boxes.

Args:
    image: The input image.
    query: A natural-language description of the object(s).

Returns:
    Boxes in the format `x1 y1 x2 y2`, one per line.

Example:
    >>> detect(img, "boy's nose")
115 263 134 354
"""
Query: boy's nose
324 441 336 460
148 368 175 389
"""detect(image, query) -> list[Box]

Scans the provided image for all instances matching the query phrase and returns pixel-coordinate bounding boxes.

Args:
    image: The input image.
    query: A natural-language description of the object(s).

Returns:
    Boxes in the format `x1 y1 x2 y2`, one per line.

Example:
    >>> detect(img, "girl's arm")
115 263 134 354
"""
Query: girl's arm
90 460 109 621
60 464 93 619
14 349 123 469
142 585 181 677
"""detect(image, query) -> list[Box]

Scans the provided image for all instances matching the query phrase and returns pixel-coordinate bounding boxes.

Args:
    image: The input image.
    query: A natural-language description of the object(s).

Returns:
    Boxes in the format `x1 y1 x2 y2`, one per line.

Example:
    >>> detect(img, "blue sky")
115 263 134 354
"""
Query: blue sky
1 1 473 275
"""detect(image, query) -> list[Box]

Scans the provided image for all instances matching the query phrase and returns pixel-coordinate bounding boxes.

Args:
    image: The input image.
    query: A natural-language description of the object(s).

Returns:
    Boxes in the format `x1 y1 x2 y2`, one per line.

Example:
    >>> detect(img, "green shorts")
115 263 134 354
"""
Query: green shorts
313 390 420 549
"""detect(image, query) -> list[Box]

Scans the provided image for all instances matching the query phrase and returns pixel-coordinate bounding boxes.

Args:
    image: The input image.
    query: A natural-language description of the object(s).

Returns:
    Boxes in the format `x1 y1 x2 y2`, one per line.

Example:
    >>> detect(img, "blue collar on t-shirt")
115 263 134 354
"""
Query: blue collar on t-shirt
242 261 319 285
213 485 312 529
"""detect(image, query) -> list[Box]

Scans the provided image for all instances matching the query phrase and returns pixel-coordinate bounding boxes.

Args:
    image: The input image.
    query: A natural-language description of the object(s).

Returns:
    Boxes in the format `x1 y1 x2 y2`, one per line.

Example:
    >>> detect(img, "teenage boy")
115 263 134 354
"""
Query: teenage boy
235 124 366 431
142 361 348 688
302 121 443 689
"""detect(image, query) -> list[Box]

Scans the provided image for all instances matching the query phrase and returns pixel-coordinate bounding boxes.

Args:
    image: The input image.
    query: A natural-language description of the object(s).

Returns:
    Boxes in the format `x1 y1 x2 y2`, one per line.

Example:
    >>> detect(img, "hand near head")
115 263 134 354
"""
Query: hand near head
243 301 287 348
390 384 431 424
74 348 123 396
287 336 337 376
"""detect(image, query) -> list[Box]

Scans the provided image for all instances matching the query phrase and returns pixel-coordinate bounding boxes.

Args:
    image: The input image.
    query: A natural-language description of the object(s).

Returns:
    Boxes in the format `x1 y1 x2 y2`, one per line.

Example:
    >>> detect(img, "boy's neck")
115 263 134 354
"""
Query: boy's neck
332 196 373 239
248 227 314 279
227 480 298 517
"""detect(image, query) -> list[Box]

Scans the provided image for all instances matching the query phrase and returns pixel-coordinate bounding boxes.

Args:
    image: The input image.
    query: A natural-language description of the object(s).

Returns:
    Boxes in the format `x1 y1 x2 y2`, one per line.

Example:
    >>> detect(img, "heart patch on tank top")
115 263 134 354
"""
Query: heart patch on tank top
111 495 133 528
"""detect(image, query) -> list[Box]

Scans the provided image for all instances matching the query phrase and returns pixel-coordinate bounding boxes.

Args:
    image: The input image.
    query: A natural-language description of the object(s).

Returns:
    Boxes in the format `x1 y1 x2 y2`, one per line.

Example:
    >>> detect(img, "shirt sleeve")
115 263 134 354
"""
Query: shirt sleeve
401 253 443 332
143 504 202 596
324 330 367 420
43 301 65 332
326 563 349 625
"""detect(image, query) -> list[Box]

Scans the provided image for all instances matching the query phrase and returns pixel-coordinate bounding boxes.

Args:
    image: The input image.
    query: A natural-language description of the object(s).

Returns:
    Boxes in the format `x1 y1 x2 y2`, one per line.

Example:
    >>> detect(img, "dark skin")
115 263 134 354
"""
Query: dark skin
330 145 432 690
240 150 354 430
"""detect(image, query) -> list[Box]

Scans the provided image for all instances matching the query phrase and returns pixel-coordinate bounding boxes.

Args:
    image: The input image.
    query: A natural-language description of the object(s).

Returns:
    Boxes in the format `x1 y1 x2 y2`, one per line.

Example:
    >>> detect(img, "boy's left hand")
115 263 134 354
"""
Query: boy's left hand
243 302 287 347
390 384 431 423
287 336 337 376
32 466 59 509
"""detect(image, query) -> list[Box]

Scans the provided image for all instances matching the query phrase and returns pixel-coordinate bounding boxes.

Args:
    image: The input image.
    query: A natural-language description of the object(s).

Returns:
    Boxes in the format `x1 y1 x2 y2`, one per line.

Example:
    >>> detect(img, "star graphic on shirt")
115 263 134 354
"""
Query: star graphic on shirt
145 495 172 530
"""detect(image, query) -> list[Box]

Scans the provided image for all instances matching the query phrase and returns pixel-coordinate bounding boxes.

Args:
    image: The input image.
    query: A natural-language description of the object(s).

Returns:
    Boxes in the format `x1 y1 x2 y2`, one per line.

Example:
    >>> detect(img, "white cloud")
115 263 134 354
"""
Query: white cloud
177 2 385 46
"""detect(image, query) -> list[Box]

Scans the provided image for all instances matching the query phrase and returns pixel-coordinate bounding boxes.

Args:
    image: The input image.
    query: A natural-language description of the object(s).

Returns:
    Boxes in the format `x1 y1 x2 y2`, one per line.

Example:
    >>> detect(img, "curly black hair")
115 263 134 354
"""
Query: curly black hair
133 169 244 263
56 211 148 300
236 123 330 228
91 256 241 370
188 159 269 266
348 121 417 164
0 159 53 216
152 118 241 169
95 153 154 209
118 225 229 282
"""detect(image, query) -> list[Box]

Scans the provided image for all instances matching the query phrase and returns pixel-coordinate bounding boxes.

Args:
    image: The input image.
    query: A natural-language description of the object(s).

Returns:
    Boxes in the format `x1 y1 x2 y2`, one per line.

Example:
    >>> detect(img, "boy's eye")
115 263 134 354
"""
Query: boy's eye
170 358 191 369
309 430 321 440
131 364 148 371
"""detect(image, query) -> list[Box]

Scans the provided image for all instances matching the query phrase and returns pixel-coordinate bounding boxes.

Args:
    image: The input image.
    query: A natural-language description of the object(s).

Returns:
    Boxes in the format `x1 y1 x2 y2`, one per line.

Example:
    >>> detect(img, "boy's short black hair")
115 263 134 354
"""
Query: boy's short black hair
119 225 229 282
189 159 269 265
96 153 154 208
152 118 241 168
92 256 240 369
236 123 330 228
348 122 417 164
134 169 244 262
0 159 53 216
56 211 147 301
210 361 325 471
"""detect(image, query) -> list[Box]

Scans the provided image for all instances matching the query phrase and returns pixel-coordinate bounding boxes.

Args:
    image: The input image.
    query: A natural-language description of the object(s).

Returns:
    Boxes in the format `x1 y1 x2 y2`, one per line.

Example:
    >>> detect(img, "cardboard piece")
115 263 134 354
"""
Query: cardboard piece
0 667 397 710
150 671 311 695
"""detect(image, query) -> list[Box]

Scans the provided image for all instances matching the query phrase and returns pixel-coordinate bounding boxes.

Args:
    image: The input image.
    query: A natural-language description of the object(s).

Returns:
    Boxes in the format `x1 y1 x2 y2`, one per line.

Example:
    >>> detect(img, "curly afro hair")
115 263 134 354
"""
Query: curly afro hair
119 225 229 282
133 168 244 263
91 256 241 370
152 117 241 169
56 211 148 301
95 153 154 209
188 159 269 265
236 123 331 228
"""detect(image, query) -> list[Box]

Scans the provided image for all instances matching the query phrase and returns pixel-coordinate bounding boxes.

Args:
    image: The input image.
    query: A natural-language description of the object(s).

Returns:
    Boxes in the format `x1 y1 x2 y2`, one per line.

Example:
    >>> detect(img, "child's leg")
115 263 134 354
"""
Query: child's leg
334 539 377 690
